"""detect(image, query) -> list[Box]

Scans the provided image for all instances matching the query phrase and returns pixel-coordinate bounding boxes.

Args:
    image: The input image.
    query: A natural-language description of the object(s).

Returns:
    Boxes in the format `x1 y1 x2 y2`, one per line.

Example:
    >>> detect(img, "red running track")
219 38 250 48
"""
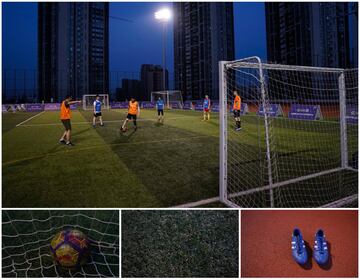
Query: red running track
241 210 358 278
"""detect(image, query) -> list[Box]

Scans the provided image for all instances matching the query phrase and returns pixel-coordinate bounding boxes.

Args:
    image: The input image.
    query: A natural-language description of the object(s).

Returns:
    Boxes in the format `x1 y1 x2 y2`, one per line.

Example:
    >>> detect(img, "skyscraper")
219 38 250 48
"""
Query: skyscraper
265 2 356 68
140 64 169 101
38 2 109 102
173 2 235 100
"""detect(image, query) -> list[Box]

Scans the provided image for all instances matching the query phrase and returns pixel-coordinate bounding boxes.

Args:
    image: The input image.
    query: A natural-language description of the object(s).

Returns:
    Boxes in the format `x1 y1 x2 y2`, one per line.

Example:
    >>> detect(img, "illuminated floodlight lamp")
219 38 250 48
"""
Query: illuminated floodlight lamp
154 8 171 21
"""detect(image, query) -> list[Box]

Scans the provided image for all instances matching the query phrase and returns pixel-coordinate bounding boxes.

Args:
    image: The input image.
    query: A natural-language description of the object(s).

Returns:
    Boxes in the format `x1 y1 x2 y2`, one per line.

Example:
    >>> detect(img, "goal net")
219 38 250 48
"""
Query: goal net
219 57 358 208
82 94 109 110
2 210 119 278
151 90 183 109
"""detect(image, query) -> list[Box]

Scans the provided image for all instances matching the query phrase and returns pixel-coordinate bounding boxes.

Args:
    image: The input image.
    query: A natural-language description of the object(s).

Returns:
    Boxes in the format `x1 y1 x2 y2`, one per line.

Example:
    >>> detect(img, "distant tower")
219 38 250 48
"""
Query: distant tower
173 2 235 100
265 2 353 68
140 64 169 101
38 2 109 102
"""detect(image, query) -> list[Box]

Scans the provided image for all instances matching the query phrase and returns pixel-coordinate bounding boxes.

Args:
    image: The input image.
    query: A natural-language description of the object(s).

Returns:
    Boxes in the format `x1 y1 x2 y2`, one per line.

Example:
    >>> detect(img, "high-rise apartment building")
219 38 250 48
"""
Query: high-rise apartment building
173 2 235 100
38 2 109 102
265 2 356 68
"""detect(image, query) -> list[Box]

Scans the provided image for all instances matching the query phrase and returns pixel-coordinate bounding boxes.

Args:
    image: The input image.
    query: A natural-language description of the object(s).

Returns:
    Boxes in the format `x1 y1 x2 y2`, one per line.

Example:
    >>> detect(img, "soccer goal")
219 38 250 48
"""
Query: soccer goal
151 90 183 109
2 210 119 278
219 56 358 208
82 94 109 110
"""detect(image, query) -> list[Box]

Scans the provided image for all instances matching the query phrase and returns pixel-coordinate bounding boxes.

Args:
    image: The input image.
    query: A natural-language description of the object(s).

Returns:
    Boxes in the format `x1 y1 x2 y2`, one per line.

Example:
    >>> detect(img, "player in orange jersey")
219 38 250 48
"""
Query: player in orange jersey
120 98 140 132
233 91 242 131
59 95 82 146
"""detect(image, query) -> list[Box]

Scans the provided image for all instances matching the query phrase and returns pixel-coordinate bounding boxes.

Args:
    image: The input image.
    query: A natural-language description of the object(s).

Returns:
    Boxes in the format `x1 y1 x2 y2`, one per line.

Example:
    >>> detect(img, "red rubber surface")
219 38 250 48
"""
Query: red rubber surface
241 210 358 278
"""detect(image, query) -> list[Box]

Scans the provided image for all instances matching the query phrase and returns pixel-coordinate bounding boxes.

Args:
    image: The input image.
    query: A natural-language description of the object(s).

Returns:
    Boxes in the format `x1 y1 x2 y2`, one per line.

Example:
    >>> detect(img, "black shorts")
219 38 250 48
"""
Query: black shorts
158 109 164 116
233 110 241 118
127 114 137 120
94 112 102 117
61 119 71 130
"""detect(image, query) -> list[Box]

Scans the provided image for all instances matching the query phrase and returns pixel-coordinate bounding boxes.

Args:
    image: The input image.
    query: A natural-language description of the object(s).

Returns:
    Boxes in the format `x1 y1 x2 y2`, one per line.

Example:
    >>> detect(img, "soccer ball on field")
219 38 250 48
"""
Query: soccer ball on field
50 229 90 269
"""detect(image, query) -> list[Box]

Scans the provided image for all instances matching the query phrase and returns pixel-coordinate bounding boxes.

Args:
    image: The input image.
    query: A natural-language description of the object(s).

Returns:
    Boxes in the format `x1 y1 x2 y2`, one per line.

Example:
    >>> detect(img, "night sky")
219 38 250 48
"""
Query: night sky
2 2 267 72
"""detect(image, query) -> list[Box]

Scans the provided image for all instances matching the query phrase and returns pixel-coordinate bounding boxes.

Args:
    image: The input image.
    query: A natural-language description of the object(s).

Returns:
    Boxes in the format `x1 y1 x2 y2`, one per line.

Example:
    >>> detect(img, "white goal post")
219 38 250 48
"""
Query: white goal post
82 94 109 110
151 90 183 109
219 56 358 208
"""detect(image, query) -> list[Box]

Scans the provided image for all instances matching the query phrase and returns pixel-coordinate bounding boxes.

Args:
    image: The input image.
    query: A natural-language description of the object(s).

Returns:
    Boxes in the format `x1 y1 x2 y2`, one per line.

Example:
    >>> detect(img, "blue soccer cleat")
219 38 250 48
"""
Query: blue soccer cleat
291 228 308 265
313 229 329 265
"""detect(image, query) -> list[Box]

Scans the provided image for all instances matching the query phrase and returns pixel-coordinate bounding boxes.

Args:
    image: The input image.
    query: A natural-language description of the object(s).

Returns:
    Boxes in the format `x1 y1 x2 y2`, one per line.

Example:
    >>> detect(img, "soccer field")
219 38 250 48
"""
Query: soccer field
2 109 358 208
3 109 220 208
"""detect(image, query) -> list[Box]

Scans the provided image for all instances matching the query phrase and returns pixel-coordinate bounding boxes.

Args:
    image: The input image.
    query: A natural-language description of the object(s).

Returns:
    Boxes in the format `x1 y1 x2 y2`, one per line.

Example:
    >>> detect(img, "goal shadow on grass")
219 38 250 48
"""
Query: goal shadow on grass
80 110 220 207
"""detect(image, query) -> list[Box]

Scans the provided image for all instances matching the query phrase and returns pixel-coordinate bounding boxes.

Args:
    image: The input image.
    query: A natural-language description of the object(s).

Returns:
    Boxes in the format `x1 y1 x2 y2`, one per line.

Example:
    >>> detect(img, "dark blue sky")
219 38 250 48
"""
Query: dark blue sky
2 2 267 72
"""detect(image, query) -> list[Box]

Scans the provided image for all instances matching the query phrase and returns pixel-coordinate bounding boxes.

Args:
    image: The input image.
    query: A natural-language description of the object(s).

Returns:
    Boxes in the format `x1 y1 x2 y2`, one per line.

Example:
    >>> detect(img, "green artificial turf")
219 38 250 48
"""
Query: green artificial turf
2 109 358 208
2 210 119 278
121 210 239 278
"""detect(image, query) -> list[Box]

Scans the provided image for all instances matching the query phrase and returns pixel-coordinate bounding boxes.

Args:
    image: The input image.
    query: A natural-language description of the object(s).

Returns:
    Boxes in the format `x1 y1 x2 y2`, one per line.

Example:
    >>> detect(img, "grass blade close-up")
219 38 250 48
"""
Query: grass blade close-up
121 210 239 278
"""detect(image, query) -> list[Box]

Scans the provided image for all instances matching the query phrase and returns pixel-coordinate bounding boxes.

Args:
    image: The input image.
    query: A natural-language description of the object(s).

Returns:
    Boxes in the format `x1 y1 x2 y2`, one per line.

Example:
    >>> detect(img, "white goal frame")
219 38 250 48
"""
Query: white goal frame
82 94 109 110
151 90 183 109
219 56 358 208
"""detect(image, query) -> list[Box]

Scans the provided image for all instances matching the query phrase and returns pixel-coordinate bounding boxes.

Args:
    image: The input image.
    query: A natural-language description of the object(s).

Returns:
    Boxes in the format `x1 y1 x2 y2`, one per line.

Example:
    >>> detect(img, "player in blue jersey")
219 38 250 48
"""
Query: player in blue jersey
203 95 211 121
93 95 104 127
156 97 165 123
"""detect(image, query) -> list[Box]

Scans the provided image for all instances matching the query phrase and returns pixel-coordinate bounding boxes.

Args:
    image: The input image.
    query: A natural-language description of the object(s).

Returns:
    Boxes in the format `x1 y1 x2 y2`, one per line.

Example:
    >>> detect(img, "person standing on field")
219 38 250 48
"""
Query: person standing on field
120 98 140 132
203 95 211 121
93 95 104 128
59 95 82 146
156 97 165 123
233 91 242 131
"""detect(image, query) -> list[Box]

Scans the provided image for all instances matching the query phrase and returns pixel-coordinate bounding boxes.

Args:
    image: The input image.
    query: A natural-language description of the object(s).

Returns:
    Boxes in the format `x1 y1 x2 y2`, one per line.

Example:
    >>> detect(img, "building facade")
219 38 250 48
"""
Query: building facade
140 64 169 101
265 2 357 68
38 2 109 102
173 2 235 100
119 79 142 101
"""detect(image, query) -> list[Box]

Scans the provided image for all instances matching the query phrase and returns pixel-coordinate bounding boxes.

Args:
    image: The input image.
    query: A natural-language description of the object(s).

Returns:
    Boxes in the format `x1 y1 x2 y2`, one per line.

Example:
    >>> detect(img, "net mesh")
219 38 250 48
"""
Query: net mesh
220 57 358 208
151 91 183 108
82 94 109 110
2 210 119 278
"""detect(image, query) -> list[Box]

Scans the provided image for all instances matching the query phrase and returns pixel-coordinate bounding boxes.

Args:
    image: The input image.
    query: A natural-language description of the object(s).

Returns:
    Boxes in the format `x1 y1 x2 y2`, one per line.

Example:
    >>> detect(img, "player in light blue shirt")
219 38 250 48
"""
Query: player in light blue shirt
93 95 104 127
203 95 211 121
156 97 165 123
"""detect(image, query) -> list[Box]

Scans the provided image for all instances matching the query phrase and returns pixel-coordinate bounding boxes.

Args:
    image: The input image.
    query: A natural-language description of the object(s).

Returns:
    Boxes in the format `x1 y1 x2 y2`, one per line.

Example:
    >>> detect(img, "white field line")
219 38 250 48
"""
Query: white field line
16 116 194 127
15 111 45 127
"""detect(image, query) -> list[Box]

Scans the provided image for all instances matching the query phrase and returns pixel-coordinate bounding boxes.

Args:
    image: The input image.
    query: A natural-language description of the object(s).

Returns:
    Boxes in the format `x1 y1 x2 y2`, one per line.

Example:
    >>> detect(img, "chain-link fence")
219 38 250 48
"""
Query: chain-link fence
2 69 175 103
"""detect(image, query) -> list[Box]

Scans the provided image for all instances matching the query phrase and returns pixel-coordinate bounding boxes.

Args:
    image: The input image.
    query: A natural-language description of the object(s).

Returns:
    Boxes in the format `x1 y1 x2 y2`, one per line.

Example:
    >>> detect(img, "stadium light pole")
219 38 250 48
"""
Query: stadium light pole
155 8 171 92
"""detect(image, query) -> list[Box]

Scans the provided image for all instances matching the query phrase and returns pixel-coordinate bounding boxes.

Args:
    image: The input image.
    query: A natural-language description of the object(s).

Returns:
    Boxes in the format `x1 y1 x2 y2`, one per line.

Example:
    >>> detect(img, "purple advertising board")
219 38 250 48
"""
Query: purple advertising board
170 102 182 109
70 103 78 110
111 102 128 109
25 104 44 112
194 101 203 111
2 105 8 112
141 101 155 109
183 101 193 110
44 103 61 111
288 104 322 120
212 102 220 112
346 105 358 124
257 104 283 117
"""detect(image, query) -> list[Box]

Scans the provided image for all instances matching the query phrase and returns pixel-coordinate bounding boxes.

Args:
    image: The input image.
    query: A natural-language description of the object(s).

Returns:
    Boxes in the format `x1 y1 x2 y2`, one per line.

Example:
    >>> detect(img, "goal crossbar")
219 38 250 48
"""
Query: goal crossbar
226 57 345 73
